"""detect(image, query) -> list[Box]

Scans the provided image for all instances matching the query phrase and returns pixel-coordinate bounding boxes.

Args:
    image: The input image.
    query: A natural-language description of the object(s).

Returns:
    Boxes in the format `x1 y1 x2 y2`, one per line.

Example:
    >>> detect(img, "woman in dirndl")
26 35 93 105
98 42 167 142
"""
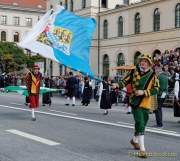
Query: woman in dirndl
81 76 92 106
42 77 52 107
98 76 111 115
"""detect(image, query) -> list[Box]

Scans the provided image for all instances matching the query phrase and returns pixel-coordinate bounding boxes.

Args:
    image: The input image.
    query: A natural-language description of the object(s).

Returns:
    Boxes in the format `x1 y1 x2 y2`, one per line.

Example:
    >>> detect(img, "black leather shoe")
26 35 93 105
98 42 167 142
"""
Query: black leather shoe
31 117 36 121
103 111 108 115
72 104 75 106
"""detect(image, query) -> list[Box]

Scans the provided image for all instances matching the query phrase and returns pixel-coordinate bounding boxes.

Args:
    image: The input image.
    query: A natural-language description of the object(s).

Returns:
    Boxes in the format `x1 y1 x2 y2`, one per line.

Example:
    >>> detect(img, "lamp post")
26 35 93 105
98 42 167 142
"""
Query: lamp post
97 0 101 76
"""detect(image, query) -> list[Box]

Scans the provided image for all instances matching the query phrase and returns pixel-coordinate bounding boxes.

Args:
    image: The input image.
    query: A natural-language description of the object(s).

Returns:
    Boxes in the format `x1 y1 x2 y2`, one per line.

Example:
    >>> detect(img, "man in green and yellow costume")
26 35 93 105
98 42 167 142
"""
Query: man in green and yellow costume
119 54 159 158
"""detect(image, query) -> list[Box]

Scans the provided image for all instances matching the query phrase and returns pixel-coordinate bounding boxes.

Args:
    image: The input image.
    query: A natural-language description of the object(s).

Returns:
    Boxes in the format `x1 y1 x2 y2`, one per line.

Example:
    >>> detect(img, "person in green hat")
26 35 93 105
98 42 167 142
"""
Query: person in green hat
119 54 159 158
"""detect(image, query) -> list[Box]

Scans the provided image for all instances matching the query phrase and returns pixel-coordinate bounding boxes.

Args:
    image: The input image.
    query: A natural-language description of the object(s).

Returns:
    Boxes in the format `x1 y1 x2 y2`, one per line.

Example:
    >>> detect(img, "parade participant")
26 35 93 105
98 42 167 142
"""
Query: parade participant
25 65 42 121
154 65 168 127
25 96 30 106
119 54 159 158
42 77 52 107
98 76 111 115
126 83 133 114
65 71 77 106
81 76 92 106
23 70 30 106
110 79 118 105
173 72 180 122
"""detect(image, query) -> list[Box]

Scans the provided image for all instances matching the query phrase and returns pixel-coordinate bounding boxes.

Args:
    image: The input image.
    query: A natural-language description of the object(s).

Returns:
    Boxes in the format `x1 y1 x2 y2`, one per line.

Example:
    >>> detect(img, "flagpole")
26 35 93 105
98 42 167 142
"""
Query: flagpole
97 0 101 76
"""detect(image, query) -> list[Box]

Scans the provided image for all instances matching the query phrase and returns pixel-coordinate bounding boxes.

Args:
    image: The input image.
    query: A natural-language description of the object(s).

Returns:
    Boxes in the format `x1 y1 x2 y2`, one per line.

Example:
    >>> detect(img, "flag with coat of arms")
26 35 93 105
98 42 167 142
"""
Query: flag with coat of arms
18 6 96 77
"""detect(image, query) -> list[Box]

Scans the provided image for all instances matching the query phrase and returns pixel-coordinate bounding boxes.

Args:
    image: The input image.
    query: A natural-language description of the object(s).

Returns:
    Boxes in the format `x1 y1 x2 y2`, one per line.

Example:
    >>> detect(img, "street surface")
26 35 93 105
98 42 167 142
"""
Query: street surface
0 92 179 161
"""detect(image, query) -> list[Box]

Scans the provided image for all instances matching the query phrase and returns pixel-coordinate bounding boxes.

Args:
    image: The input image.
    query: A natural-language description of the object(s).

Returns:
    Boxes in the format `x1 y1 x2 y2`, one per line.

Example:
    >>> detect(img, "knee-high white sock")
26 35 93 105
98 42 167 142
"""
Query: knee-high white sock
128 106 131 112
32 109 35 118
138 135 145 151
72 96 75 105
66 97 70 104
133 136 138 143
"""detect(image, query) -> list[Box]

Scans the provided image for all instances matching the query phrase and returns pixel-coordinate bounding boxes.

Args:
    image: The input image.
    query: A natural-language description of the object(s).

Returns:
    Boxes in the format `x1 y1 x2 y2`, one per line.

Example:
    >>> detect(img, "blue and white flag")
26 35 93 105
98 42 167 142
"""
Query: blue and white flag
18 6 96 77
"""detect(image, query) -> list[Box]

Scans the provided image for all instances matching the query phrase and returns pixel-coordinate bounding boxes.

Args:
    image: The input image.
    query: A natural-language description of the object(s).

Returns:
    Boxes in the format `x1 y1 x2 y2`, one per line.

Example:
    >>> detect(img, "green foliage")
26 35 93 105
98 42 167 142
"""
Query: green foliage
0 42 27 73
0 42 45 73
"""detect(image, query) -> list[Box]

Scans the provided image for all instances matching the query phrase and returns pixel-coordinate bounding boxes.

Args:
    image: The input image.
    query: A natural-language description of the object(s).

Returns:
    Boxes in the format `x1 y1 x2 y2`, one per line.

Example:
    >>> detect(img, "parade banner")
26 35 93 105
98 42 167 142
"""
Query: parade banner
18 6 96 77
5 86 61 96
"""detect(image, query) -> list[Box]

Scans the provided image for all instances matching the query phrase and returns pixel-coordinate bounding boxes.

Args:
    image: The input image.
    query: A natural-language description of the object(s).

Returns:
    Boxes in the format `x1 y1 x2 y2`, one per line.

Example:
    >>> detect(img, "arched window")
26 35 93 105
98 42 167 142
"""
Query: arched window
103 54 109 76
82 0 86 9
175 3 180 28
14 32 19 42
59 1 63 6
117 53 125 75
135 13 140 34
118 16 123 37
50 4 53 9
153 8 160 31
1 31 6 41
117 53 125 66
103 20 108 39
134 51 141 65
70 0 73 11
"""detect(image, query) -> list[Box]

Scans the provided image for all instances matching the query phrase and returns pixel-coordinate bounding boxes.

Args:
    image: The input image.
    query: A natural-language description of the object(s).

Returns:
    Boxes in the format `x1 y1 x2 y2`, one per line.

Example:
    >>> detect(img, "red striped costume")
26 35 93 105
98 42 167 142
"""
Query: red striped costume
25 71 42 108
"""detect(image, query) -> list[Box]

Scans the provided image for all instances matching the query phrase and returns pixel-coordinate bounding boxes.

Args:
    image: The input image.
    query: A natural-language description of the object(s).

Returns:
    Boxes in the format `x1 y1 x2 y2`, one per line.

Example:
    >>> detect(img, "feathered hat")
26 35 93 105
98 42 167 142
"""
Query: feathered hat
138 54 152 65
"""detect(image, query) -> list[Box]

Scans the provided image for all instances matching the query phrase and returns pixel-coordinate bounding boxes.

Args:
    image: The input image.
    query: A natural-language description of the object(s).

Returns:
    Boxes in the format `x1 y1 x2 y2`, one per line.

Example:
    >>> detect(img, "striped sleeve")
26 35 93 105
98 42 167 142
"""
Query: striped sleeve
119 70 133 89
144 74 159 97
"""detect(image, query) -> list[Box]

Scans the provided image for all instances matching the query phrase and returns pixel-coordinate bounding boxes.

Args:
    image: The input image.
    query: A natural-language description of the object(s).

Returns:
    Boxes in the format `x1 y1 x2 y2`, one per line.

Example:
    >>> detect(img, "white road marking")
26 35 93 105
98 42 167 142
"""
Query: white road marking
6 129 60 146
117 121 178 134
1 104 180 137
11 103 24 106
48 109 77 116
10 103 77 116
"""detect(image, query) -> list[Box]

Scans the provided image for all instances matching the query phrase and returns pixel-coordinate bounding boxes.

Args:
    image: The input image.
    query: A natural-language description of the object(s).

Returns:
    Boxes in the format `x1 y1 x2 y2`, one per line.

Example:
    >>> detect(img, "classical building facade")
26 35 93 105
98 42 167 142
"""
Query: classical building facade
0 0 46 50
47 0 180 77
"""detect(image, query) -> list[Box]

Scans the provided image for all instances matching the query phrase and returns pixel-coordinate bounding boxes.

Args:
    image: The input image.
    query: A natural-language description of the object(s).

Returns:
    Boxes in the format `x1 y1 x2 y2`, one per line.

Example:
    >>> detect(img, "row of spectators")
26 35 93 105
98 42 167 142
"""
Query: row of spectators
1 48 180 92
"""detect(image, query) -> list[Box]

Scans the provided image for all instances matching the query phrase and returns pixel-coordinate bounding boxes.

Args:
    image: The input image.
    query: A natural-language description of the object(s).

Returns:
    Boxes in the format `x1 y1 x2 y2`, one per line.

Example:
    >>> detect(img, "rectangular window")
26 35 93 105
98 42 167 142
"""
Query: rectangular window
1 15 7 25
102 0 107 8
26 18 32 26
59 1 63 6
14 16 20 26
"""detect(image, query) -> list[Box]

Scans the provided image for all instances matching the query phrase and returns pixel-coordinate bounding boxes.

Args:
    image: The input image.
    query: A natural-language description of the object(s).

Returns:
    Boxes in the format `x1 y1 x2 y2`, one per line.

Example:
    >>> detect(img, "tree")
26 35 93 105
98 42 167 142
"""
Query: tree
0 42 28 73
0 42 44 73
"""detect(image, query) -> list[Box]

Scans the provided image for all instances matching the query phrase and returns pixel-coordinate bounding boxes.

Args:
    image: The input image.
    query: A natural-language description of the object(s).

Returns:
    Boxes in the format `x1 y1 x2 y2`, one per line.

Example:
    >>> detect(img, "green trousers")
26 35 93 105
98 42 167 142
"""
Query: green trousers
132 107 149 135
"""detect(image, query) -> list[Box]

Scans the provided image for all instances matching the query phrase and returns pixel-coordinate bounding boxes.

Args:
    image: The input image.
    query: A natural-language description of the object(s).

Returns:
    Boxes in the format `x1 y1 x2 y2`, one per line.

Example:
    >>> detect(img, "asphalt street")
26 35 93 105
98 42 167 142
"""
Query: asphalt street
0 92 179 161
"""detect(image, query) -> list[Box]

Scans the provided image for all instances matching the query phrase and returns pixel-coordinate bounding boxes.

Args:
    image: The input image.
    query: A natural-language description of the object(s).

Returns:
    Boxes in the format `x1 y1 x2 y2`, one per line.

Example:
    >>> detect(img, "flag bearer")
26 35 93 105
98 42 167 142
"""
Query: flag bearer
25 65 42 121
119 54 159 158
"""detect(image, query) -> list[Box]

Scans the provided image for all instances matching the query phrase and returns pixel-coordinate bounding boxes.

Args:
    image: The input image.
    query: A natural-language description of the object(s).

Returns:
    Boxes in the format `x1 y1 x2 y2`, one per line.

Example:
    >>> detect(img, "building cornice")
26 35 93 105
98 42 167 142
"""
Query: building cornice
0 4 46 13
98 27 180 48
99 0 170 16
